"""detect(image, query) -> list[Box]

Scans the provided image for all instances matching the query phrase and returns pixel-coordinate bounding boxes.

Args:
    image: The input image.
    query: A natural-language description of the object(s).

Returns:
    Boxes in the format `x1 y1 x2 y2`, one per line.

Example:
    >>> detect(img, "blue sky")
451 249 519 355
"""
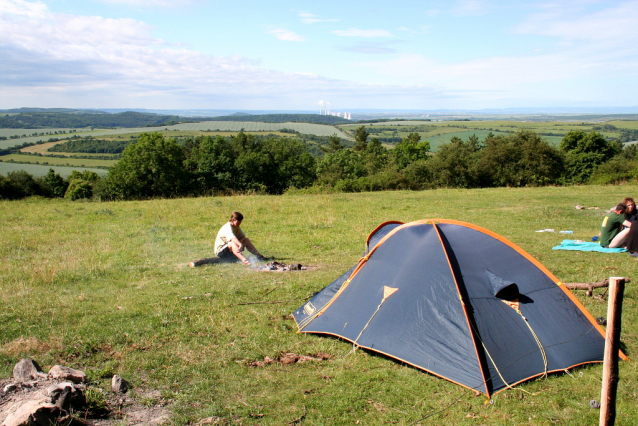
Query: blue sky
1 0 637 111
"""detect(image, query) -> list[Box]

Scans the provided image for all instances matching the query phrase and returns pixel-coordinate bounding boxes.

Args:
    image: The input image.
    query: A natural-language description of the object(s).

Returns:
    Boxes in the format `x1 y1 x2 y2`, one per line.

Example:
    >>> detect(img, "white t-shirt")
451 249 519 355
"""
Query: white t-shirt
214 222 246 255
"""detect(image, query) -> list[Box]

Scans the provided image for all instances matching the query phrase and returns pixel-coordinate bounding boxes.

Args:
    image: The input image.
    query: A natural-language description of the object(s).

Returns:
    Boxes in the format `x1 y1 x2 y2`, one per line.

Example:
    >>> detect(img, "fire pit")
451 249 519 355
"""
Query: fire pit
252 261 307 272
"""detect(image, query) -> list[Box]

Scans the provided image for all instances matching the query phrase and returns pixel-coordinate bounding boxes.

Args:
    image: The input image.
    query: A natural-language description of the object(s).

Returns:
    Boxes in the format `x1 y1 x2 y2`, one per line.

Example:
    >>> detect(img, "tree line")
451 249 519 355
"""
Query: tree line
48 136 131 154
1 127 633 201
0 111 200 129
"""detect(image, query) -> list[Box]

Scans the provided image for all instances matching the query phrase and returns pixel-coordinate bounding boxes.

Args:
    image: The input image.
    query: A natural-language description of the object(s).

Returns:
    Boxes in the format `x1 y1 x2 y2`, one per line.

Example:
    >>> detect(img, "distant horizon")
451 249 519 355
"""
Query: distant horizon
3 106 638 118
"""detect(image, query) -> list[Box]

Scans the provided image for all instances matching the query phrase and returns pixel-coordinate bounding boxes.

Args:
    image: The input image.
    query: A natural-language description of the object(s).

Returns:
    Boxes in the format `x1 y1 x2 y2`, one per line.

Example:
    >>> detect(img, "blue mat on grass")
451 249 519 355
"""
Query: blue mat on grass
552 239 627 253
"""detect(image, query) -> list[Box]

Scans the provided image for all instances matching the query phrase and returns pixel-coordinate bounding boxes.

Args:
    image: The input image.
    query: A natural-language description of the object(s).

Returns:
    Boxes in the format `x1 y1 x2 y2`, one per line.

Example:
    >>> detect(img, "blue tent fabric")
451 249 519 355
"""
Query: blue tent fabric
293 220 611 397
552 239 627 253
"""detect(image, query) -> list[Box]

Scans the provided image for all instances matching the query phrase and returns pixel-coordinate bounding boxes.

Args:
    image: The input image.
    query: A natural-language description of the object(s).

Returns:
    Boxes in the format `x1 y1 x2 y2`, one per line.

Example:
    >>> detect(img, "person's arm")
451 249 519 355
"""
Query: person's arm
230 236 244 251
623 220 632 228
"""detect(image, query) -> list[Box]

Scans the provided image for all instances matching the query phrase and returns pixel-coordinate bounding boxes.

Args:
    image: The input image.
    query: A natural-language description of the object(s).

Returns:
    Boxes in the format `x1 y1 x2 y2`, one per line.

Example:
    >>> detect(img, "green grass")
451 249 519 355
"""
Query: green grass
170 121 351 138
0 162 108 177
0 154 116 168
340 120 638 150
0 123 351 150
2 185 638 424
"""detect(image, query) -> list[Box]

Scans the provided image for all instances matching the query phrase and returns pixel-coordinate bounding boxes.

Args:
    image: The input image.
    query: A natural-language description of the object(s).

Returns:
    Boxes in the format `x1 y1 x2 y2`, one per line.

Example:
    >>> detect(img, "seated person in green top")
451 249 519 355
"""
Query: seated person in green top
600 203 632 248
214 211 266 265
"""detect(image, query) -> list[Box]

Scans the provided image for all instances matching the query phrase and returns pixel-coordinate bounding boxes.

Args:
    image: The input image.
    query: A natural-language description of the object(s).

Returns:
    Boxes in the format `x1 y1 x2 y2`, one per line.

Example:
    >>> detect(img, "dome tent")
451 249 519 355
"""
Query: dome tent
292 219 624 397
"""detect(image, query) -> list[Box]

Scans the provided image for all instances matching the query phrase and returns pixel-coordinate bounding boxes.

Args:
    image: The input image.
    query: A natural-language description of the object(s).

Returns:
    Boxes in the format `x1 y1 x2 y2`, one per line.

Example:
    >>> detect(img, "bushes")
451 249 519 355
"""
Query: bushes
65 170 105 200
42 168 68 198
314 130 566 191
106 132 187 200
184 132 317 196
0 170 49 199
560 130 620 183
480 131 564 187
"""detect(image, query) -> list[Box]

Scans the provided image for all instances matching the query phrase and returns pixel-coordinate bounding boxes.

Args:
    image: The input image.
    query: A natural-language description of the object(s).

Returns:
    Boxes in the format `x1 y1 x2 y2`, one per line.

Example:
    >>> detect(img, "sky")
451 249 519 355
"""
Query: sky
1 0 637 111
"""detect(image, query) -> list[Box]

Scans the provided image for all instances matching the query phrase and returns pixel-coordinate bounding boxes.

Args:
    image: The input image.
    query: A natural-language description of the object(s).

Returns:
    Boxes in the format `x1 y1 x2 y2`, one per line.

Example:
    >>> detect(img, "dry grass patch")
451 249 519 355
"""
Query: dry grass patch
19 140 67 154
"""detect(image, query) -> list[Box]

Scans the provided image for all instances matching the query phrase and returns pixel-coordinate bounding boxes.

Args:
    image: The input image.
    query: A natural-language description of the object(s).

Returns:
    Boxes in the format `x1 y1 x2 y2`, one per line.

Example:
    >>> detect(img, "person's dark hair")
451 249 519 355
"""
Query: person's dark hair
230 211 244 222
616 203 627 214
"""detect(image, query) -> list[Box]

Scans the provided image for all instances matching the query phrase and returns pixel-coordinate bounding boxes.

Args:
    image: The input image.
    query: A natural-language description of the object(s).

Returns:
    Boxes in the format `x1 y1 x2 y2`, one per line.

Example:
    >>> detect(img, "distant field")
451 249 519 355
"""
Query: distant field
340 119 638 149
0 122 351 149
362 120 434 126
20 140 66 153
1 154 116 168
170 121 351 138
0 162 108 177
0 128 86 138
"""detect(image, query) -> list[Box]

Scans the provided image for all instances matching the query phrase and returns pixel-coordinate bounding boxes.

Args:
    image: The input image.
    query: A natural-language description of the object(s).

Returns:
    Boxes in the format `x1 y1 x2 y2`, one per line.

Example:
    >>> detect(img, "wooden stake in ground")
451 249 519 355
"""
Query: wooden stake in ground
599 277 625 426
564 277 630 297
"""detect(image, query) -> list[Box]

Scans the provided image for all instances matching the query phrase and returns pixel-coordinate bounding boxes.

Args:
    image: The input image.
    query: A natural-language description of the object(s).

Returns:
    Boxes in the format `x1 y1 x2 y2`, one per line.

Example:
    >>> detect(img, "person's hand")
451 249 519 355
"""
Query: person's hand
242 259 251 265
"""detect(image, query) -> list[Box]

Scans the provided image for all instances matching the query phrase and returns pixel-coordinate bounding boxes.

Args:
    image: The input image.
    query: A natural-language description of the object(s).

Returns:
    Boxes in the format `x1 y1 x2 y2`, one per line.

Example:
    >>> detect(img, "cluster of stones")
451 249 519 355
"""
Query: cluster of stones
258 261 305 271
1 359 128 426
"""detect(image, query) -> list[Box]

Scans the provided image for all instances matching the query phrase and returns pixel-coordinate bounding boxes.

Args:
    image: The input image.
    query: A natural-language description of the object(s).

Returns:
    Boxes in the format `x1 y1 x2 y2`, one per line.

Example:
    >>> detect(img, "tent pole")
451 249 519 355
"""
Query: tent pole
599 277 625 426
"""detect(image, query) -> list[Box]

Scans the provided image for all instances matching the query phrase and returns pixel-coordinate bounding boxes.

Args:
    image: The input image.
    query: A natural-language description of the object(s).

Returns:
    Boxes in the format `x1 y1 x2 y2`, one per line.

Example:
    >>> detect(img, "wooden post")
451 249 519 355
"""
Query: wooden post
599 277 625 426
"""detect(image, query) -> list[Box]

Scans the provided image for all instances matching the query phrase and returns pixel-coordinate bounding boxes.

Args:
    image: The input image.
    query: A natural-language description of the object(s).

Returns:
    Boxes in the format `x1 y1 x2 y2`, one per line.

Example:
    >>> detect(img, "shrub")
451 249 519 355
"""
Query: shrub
480 130 564 187
65 179 93 200
1 170 44 199
0 174 23 200
426 137 483 188
41 168 68 198
392 133 430 170
589 157 638 185
106 132 187 200
560 130 620 183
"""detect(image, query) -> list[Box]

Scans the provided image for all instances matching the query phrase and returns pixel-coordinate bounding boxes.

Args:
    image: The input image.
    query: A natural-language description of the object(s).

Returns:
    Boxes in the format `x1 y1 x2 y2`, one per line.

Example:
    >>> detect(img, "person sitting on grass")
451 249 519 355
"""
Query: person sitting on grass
214 211 267 265
600 203 632 248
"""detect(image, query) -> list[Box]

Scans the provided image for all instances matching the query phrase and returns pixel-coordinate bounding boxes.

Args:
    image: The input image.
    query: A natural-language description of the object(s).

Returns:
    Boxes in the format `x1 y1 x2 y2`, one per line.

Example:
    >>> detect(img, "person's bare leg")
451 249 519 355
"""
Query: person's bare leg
609 227 630 248
241 237 263 257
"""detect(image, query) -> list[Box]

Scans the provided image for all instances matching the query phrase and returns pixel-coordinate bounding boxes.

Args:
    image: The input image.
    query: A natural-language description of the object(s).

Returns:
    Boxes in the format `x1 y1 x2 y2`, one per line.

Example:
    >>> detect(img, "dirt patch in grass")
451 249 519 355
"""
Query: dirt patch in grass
0 337 52 357
0 377 171 426
246 352 333 367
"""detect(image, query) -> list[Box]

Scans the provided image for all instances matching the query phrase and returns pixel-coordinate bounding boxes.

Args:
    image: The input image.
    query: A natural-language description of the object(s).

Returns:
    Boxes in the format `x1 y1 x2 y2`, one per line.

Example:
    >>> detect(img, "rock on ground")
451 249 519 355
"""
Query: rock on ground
12 359 45 381
47 365 86 384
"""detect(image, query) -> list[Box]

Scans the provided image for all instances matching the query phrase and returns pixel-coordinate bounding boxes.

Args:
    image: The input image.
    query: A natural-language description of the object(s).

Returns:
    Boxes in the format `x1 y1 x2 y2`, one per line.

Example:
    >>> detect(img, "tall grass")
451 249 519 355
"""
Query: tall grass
1 185 637 425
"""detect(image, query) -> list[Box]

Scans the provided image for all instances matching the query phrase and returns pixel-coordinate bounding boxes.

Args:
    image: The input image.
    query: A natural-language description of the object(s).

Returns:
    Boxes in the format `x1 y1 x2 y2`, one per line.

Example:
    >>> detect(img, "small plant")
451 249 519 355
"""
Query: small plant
83 386 110 417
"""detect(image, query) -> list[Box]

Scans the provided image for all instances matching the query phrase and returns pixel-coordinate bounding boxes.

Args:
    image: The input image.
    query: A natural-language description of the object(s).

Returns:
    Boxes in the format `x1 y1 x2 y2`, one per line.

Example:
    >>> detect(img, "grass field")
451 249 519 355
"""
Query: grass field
1 154 116 168
422 130 564 149
0 123 351 151
0 128 85 138
1 186 638 424
0 162 108 177
340 119 638 149
20 142 119 158
169 121 351 138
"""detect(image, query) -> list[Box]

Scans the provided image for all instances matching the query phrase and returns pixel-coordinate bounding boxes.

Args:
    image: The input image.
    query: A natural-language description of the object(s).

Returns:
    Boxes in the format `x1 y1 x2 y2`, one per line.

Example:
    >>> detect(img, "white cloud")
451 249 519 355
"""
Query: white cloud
0 0 46 18
338 42 398 54
340 0 637 102
452 0 490 17
358 46 638 97
267 28 305 42
0 1 450 109
96 0 196 6
298 11 338 24
515 0 638 43
332 28 395 38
